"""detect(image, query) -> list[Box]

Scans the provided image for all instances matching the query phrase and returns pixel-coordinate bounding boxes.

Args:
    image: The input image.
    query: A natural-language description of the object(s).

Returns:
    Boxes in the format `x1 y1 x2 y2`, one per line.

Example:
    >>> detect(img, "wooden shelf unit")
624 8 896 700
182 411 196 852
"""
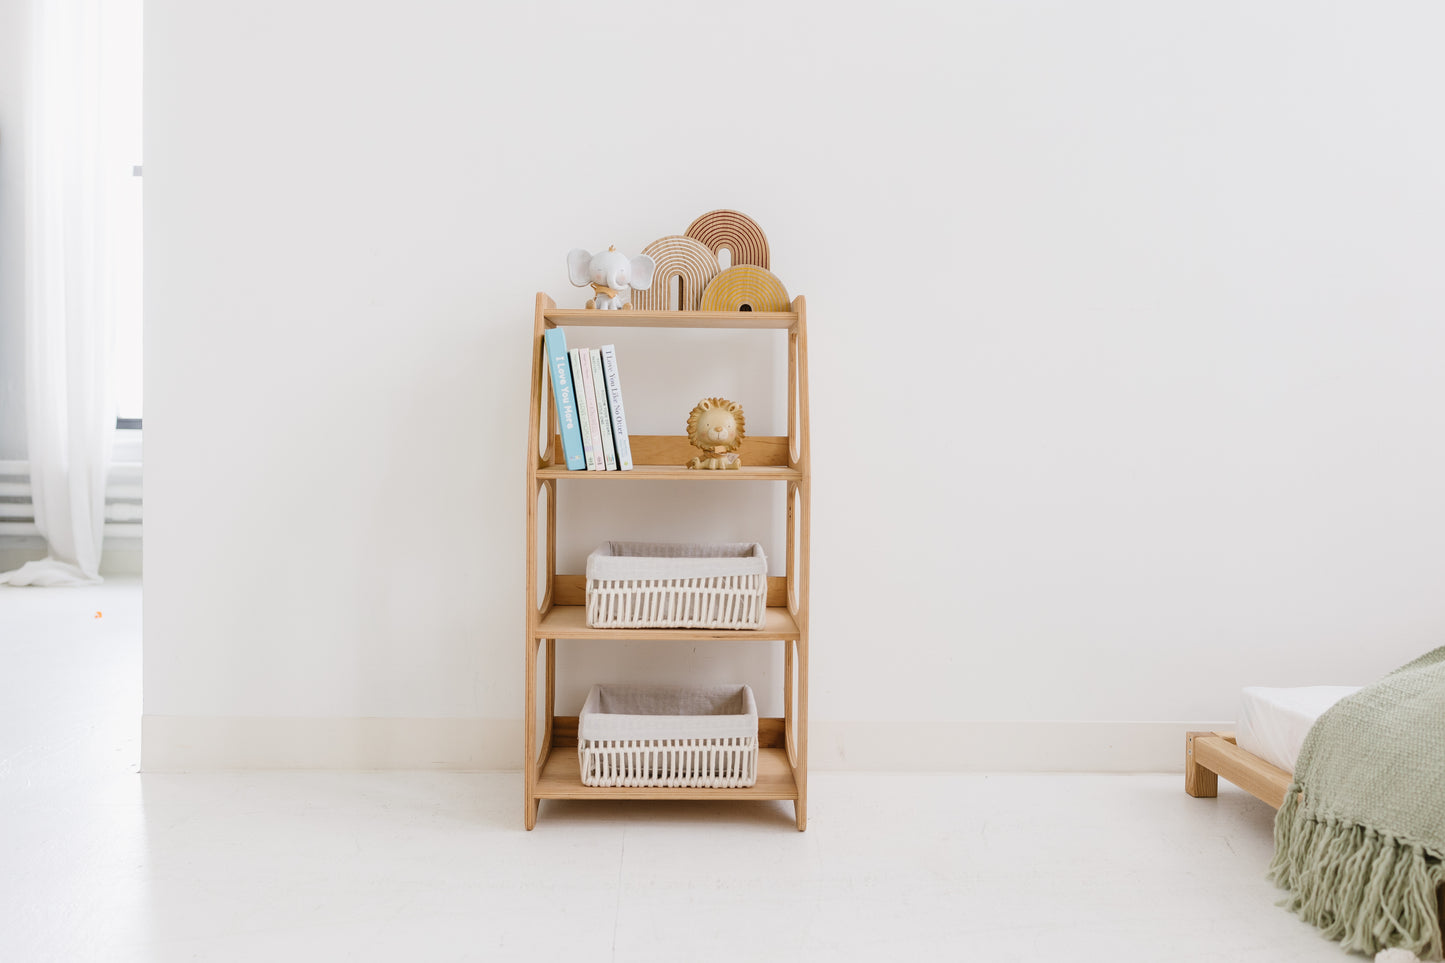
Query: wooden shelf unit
524 292 810 830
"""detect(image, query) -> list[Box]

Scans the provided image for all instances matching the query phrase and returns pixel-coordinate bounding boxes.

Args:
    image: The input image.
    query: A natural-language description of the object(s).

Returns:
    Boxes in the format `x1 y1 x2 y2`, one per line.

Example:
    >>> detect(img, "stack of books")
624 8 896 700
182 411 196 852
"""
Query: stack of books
544 329 634 471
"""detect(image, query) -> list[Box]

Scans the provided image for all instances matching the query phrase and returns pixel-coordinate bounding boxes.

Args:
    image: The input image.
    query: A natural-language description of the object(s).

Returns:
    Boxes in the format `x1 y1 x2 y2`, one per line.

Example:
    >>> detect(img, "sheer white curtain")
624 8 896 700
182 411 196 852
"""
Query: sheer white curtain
0 0 137 586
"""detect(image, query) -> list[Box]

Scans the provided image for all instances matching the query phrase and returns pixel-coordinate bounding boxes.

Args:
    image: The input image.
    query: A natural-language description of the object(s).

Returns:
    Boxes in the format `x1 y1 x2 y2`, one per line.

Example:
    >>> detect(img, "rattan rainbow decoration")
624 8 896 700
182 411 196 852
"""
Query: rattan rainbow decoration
698 265 790 313
631 235 720 311
685 210 770 270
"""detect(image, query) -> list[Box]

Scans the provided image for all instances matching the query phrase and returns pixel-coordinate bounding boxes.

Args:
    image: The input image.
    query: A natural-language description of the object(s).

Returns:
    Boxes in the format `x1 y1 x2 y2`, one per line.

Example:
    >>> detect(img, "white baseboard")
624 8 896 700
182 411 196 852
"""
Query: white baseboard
0 543 142 576
142 716 525 771
810 720 1232 772
142 716 1231 773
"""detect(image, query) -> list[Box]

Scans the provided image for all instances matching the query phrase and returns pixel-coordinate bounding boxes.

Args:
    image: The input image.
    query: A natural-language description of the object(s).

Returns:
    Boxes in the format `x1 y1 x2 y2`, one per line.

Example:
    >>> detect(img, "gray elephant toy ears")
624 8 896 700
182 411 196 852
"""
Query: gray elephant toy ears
565 246 657 291
565 248 593 287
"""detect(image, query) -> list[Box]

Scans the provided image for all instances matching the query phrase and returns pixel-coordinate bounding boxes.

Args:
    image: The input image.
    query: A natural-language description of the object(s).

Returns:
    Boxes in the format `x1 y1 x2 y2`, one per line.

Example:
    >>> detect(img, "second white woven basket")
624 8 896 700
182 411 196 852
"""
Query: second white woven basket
578 683 759 788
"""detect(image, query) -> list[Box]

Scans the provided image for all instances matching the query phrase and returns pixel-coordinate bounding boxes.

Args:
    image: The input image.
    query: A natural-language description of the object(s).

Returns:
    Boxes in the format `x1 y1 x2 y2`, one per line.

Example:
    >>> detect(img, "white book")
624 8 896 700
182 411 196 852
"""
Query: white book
576 348 607 471
599 344 633 471
589 349 618 471
568 349 599 471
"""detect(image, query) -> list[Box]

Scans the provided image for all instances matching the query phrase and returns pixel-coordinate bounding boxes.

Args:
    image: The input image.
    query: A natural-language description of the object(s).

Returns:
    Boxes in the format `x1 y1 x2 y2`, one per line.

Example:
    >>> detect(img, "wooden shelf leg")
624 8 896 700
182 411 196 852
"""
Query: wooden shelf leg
524 295 551 831
544 639 555 752
794 636 808 831
1185 731 1218 798
783 639 795 765
525 635 538 829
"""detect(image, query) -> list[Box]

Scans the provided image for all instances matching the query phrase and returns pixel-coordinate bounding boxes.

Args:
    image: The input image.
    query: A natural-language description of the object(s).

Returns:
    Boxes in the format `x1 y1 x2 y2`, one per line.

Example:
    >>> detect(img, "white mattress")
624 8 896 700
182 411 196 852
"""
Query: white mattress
1235 685 1361 773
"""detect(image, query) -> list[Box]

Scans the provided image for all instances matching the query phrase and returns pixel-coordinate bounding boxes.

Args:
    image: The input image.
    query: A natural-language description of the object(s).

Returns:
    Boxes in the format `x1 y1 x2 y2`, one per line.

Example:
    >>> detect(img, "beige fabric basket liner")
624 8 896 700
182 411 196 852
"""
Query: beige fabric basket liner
579 683 758 742
586 541 767 581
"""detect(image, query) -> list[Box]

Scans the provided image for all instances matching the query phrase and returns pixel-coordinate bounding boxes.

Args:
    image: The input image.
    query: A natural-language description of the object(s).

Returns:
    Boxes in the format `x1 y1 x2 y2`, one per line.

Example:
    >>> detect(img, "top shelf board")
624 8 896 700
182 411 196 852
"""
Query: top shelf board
544 308 797 330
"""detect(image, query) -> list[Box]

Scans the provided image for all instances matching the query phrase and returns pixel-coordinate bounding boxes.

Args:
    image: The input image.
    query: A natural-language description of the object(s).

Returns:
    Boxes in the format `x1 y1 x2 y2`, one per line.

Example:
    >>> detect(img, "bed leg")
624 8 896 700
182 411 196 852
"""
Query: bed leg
1185 731 1219 798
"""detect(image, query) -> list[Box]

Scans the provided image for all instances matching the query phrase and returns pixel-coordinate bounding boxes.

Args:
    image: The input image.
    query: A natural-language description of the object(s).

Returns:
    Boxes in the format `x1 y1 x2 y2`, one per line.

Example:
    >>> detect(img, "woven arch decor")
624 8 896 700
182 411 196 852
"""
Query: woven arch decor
698 265 790 313
631 236 720 311
685 210 770 269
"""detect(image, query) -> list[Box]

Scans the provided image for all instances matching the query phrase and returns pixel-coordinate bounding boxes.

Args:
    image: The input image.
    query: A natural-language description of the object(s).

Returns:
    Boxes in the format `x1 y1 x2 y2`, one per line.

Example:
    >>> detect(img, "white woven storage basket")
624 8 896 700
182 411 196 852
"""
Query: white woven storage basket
578 684 759 788
585 541 767 629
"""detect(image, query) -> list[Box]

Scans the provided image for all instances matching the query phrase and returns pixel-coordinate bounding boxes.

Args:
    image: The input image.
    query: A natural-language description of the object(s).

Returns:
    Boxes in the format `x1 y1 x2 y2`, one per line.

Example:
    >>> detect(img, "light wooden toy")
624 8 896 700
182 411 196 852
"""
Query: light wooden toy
699 265 791 313
685 210 770 269
631 235 720 311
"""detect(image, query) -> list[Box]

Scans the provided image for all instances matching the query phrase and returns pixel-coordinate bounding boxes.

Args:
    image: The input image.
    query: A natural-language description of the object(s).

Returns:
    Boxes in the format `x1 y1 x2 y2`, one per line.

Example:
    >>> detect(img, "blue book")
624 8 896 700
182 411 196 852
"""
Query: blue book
544 328 586 470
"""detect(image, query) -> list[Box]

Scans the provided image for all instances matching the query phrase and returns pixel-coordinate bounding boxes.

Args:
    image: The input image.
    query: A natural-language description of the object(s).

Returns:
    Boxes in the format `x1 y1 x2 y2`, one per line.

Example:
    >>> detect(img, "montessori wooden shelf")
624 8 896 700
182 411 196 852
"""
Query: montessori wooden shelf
524 292 811 830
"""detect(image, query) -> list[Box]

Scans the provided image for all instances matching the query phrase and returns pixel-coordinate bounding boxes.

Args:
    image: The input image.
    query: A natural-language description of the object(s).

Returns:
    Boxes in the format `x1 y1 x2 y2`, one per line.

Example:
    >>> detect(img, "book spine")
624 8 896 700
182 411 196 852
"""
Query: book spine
568 349 599 471
599 344 632 471
577 348 607 471
544 329 585 470
590 349 618 471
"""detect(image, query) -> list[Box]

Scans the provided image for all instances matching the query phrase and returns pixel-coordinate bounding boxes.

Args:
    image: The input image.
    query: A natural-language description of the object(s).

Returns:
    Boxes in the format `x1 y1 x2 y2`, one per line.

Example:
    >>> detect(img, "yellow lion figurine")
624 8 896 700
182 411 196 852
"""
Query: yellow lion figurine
685 397 745 470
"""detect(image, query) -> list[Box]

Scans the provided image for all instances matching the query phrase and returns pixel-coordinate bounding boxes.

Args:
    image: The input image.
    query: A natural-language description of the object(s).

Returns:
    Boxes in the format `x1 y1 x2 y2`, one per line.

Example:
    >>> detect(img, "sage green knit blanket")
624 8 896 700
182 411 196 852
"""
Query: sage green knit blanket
1268 646 1445 959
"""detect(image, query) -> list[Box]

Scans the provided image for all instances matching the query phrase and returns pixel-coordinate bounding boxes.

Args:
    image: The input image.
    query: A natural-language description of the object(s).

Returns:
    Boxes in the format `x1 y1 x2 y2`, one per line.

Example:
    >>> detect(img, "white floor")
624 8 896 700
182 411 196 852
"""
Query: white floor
0 581 1351 963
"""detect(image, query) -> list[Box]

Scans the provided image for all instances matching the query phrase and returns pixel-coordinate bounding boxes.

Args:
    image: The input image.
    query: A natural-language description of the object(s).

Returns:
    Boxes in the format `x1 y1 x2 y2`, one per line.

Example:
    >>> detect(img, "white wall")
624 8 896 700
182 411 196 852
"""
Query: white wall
0 0 28 459
143 1 1445 770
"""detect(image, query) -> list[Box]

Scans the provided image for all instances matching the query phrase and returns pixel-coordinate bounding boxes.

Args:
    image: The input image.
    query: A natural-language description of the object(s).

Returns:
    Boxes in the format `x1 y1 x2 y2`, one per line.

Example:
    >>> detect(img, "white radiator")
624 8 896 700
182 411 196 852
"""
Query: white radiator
0 460 143 541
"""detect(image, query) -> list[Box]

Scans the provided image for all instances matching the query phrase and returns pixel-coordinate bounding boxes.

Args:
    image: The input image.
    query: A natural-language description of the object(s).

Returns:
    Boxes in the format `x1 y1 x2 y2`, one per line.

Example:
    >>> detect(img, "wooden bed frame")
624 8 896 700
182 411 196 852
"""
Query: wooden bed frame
1184 731 1291 808
1185 731 1445 941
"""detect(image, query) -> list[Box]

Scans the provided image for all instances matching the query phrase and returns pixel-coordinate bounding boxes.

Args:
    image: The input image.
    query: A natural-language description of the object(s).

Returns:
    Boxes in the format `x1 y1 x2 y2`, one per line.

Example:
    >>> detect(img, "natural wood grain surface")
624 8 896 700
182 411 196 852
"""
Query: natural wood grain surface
684 209 771 270
543 308 796 329
547 434 791 469
548 716 787 749
551 574 788 608
790 298 810 831
535 745 798 800
537 462 801 482
698 265 791 313
523 294 553 831
1184 731 1220 798
1189 732 1291 810
632 235 719 312
535 605 799 641
635 433 789 467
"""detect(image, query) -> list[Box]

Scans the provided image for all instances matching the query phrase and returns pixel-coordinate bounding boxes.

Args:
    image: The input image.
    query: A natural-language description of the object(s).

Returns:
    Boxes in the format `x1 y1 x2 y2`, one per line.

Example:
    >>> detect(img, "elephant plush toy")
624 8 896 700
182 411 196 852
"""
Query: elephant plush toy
567 246 656 310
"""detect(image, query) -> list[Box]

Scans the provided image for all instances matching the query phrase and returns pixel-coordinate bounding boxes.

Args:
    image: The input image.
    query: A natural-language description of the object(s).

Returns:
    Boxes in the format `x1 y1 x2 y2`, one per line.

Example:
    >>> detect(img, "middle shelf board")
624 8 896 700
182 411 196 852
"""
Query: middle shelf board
535 435 802 482
536 463 800 482
535 605 799 641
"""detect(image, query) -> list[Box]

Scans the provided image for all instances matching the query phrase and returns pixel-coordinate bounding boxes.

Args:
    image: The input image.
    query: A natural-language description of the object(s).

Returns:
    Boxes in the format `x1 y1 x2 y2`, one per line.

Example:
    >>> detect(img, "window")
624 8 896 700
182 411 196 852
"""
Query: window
110 0 143 429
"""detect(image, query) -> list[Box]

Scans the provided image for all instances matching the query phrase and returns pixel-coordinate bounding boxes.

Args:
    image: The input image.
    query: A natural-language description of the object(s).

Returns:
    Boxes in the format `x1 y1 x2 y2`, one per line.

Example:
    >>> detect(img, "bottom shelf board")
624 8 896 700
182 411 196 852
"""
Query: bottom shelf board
536 605 799 640
535 746 799 801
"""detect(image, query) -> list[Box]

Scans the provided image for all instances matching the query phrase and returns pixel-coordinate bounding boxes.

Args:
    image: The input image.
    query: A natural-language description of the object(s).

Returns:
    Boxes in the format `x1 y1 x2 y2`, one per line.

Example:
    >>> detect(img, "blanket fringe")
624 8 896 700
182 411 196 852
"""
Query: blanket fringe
1269 784 1445 960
